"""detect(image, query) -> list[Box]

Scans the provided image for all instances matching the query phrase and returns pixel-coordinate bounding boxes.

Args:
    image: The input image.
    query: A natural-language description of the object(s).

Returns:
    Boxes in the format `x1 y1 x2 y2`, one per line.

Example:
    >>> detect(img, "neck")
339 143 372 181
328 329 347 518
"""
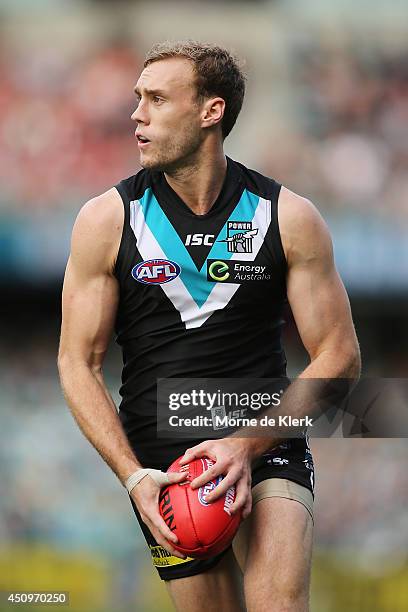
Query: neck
164 143 227 215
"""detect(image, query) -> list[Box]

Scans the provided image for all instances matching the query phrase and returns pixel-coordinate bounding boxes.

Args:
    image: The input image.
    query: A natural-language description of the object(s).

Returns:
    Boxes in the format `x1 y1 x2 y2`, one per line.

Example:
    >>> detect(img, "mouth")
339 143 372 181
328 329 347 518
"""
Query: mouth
136 132 151 148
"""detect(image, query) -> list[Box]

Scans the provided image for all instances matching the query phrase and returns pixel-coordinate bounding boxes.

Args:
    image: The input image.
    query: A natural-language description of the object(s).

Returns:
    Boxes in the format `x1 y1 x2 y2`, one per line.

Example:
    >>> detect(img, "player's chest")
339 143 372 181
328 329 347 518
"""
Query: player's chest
128 190 275 288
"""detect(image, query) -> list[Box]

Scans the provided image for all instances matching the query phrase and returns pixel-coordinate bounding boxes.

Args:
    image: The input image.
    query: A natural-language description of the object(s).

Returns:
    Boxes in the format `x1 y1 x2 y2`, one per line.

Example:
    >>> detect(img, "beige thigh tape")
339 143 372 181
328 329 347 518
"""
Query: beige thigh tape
251 478 314 521
232 479 314 571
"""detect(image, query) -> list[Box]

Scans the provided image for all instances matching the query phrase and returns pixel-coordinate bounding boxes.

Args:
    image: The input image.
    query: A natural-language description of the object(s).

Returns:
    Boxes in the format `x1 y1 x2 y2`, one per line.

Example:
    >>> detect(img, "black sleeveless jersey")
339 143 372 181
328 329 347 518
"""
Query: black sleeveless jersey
114 156 291 468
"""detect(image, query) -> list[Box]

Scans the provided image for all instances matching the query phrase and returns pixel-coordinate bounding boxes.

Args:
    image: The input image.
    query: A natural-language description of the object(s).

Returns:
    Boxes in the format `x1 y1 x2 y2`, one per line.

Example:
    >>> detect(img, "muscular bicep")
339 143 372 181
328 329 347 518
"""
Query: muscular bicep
59 194 122 370
60 258 118 369
287 239 355 361
281 190 358 365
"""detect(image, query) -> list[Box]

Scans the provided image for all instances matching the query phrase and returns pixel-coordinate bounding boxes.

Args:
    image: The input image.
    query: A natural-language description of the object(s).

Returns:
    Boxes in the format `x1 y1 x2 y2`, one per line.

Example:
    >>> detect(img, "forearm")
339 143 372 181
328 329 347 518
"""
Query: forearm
58 359 142 483
236 345 361 459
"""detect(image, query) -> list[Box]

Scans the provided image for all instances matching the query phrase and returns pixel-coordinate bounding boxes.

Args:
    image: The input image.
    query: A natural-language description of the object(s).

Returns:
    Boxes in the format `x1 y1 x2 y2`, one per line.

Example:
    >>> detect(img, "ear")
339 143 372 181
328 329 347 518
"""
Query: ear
201 97 225 130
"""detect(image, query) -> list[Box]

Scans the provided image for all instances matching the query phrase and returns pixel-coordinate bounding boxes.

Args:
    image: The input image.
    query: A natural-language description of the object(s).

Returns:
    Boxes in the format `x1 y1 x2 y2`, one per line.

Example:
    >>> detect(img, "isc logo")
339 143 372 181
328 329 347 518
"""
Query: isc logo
185 233 215 246
132 259 181 284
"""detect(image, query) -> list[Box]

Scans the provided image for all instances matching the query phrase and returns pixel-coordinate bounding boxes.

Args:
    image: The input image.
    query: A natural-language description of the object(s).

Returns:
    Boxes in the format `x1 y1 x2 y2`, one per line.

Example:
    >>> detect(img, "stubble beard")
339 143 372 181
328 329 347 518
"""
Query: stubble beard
139 124 203 174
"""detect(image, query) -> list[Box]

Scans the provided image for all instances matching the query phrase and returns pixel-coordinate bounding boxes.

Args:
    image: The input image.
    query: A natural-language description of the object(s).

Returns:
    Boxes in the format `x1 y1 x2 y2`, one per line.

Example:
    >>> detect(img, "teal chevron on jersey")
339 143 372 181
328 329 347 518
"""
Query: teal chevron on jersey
137 187 262 307
114 157 288 455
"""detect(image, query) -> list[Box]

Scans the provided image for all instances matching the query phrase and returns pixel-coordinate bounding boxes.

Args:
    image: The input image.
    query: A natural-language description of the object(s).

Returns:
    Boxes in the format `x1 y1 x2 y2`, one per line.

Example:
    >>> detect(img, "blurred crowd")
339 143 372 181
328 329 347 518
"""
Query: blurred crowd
261 42 408 221
0 42 141 212
0 330 131 556
0 36 407 221
313 439 408 562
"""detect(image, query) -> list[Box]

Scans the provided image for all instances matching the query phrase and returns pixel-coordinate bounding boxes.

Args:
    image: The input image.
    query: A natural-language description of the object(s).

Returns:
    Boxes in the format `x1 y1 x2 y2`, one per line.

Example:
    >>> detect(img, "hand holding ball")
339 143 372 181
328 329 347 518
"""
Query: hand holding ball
159 455 242 558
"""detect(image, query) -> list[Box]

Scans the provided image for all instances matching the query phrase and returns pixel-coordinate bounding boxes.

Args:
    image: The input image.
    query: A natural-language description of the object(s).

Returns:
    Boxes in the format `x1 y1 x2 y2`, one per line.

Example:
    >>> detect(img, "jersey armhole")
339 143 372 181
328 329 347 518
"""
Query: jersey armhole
270 181 288 283
113 182 129 279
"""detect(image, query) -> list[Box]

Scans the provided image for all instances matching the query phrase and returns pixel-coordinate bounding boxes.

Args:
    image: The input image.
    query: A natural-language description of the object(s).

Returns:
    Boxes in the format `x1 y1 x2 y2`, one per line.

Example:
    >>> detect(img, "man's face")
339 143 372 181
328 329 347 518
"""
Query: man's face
131 58 205 171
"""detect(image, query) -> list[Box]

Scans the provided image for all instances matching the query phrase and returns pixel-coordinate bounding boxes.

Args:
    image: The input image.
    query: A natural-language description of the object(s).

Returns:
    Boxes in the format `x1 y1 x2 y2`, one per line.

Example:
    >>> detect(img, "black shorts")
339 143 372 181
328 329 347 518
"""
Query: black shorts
129 438 314 581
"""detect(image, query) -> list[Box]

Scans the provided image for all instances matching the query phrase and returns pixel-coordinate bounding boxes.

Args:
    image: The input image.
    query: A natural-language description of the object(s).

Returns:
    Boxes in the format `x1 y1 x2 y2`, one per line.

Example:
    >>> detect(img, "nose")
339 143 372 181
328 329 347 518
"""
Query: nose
131 99 149 125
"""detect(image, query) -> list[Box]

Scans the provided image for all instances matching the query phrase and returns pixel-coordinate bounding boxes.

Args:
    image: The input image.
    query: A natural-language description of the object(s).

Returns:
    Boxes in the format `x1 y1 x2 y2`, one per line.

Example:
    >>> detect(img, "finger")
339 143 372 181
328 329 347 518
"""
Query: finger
230 476 251 517
190 463 226 489
205 471 240 503
150 527 186 559
241 495 252 520
242 476 253 519
179 442 209 465
167 470 188 484
147 509 180 545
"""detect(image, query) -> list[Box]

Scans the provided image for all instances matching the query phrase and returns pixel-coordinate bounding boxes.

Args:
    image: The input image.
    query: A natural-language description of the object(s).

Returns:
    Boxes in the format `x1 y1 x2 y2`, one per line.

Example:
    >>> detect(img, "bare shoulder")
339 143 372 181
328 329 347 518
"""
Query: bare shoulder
74 187 123 243
277 185 333 266
71 187 124 274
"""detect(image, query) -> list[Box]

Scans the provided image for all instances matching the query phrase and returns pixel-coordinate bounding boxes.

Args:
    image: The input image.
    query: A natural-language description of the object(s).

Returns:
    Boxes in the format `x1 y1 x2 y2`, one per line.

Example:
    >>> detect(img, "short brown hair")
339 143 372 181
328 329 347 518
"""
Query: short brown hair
144 40 246 139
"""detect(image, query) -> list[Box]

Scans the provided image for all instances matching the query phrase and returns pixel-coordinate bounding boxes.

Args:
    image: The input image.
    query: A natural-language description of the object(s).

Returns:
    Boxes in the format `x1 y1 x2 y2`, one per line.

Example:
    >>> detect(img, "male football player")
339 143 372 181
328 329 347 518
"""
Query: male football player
58 41 360 611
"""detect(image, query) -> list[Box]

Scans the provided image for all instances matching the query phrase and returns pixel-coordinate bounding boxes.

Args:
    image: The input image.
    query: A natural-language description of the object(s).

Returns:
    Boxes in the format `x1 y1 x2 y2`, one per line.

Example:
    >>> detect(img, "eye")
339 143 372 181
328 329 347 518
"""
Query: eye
152 95 164 104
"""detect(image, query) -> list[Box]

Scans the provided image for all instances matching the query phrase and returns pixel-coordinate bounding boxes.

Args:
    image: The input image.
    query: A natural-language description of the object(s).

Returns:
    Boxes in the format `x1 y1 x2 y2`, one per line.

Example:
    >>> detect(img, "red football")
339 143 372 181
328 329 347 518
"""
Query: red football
159 455 242 559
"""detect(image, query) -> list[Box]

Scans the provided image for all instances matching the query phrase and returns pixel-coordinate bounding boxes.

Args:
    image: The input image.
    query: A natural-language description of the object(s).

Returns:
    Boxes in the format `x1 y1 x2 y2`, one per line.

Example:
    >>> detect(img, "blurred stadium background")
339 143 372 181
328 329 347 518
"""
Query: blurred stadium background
1 1 407 610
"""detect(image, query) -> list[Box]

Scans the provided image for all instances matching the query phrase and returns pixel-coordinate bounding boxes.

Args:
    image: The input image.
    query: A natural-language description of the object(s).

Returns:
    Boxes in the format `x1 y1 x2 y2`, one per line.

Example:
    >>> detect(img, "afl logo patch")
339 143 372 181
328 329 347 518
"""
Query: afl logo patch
131 259 181 284
198 475 224 506
198 458 223 506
